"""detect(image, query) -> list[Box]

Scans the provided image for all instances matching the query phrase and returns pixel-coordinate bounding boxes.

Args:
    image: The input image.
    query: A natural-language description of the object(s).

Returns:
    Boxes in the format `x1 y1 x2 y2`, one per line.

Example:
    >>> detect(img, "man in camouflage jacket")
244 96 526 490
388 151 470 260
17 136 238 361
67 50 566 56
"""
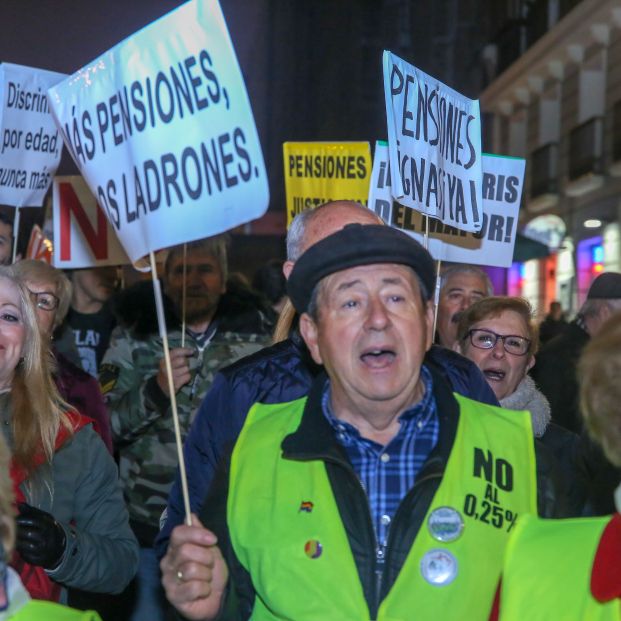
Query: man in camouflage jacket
99 236 270 621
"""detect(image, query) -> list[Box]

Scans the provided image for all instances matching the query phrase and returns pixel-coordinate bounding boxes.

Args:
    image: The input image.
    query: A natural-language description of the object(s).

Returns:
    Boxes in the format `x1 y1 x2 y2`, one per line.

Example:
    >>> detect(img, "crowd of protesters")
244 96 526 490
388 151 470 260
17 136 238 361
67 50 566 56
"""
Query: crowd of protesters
1 202 621 620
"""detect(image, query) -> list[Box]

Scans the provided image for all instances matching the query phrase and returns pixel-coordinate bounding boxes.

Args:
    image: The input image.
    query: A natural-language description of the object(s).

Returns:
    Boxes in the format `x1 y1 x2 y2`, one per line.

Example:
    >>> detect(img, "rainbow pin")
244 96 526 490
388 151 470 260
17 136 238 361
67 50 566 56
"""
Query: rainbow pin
304 540 322 559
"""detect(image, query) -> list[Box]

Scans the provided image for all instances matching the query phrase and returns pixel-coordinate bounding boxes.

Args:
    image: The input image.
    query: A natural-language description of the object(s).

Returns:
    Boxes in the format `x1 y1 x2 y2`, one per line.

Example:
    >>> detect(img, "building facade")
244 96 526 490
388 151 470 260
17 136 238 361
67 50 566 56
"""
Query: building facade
480 0 621 316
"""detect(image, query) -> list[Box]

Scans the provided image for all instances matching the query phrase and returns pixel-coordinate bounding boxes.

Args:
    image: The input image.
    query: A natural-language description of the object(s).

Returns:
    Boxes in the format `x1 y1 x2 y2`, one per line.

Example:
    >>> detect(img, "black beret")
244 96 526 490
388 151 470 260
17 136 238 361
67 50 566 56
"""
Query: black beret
287 223 436 313
587 272 621 300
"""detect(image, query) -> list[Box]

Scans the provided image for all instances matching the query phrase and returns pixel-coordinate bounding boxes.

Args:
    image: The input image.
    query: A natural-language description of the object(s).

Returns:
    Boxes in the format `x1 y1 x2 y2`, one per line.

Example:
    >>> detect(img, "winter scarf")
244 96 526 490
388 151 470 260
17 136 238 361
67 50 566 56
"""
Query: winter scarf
500 375 551 438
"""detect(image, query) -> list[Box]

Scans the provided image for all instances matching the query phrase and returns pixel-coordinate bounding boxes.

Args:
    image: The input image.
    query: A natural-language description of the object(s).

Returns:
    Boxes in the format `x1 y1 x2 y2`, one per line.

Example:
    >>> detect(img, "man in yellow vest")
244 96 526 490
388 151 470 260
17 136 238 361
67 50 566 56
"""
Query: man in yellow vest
161 224 541 621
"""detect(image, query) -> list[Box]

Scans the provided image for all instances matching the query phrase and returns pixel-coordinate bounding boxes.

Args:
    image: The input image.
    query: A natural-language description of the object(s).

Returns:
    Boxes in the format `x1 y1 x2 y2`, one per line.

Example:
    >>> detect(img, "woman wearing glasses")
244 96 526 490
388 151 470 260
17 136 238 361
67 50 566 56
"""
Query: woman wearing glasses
12 261 112 454
454 296 588 516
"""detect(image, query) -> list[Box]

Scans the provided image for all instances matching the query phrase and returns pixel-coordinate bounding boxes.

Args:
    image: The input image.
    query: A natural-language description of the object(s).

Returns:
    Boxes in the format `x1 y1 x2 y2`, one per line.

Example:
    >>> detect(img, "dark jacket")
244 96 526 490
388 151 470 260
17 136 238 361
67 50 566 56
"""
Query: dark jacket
155 336 500 558
499 375 588 517
101 279 272 542
200 370 560 620
530 320 589 435
53 349 113 454
531 320 621 515
109 279 273 339
4 396 138 598
539 422 589 516
538 315 568 344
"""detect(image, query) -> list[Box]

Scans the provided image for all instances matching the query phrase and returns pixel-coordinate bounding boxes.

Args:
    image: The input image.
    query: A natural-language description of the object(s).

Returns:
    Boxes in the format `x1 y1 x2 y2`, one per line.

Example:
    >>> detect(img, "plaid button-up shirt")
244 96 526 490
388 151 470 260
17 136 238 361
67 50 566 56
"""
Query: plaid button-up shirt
322 364 439 549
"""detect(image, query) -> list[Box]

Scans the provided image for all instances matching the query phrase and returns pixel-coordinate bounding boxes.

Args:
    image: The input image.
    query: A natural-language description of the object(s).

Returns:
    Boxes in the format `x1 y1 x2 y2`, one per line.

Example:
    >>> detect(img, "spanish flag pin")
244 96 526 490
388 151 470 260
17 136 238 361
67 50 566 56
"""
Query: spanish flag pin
299 501 314 513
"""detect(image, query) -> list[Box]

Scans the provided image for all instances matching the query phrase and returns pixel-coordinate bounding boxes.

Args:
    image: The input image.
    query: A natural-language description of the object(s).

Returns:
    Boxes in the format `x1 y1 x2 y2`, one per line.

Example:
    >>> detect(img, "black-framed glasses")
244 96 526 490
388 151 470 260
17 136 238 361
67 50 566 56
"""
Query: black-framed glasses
28 289 60 312
467 328 531 356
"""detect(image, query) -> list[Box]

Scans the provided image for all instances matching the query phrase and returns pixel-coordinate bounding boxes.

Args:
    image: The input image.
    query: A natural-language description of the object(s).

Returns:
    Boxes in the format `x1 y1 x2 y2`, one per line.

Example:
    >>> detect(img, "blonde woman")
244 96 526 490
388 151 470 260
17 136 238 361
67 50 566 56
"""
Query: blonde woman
0 266 137 603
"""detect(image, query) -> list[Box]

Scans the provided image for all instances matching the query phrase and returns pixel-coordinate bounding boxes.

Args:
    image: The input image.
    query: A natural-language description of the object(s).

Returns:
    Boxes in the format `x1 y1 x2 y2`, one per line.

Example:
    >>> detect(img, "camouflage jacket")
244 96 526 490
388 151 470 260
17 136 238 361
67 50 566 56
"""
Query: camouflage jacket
100 311 270 542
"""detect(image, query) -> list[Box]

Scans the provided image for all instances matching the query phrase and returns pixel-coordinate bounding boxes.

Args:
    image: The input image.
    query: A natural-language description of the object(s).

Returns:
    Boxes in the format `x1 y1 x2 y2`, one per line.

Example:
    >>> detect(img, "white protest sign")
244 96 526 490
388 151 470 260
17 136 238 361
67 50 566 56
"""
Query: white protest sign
0 63 65 206
48 0 269 265
383 51 483 233
369 142 524 268
52 176 130 268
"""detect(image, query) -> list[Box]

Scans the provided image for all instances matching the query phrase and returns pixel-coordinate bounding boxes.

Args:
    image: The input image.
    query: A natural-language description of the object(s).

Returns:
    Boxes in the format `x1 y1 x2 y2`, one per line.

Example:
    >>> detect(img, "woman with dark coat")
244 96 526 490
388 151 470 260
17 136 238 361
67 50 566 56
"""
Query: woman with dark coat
455 296 589 516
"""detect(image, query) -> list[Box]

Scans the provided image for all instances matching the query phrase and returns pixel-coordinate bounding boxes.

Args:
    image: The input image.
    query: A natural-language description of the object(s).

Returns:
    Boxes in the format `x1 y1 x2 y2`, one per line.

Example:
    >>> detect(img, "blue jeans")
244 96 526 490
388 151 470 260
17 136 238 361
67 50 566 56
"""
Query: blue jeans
128 547 168 621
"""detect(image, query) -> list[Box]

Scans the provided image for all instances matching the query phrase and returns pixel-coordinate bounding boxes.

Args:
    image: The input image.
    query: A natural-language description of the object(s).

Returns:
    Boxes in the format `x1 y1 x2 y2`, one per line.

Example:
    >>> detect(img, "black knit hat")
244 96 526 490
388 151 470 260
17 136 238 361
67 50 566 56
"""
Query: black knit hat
587 272 621 300
287 224 436 313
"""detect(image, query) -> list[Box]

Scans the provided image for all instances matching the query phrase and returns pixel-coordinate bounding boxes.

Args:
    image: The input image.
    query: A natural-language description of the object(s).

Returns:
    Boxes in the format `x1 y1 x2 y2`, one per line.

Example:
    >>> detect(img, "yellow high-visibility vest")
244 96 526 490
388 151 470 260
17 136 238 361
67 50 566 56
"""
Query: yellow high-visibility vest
228 393 537 620
500 514 621 621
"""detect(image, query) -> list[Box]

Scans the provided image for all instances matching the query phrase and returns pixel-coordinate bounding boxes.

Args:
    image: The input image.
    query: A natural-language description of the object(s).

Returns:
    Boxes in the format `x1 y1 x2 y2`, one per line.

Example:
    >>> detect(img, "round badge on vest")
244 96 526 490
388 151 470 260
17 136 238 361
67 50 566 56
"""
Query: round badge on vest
427 506 464 543
420 549 458 586
304 540 323 559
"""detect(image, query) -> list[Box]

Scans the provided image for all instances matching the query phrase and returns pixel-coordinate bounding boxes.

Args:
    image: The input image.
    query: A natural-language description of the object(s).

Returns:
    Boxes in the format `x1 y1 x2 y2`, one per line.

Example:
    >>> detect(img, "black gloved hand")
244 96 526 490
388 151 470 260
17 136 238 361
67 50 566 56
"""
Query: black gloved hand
16 503 67 570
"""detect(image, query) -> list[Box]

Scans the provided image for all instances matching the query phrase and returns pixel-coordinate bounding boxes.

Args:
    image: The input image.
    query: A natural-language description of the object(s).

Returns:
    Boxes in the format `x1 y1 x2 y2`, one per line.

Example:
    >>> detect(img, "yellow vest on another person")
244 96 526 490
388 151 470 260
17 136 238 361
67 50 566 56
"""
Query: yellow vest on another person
9 600 101 620
500 514 621 621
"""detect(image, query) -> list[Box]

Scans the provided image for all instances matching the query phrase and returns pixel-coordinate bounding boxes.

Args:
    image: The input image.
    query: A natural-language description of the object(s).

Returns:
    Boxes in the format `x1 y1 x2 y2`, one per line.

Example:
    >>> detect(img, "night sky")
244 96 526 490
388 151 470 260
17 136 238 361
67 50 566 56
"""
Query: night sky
0 0 486 267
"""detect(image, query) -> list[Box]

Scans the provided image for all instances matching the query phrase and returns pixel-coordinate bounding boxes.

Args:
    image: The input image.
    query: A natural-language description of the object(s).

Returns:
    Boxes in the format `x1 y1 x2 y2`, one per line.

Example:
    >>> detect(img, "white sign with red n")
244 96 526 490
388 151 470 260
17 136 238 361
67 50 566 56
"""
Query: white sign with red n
52 176 130 268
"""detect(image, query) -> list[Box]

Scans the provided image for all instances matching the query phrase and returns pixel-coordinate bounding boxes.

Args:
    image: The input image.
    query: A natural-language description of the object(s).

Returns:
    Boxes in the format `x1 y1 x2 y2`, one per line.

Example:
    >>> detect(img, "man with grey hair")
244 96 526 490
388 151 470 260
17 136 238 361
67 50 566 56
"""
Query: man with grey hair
99 234 270 621
436 264 494 349
161 224 542 620
155 201 500 563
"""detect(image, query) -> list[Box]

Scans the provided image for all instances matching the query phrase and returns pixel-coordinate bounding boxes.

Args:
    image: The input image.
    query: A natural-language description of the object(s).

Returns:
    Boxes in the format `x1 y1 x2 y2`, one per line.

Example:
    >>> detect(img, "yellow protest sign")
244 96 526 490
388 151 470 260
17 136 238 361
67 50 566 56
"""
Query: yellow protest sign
283 142 372 226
